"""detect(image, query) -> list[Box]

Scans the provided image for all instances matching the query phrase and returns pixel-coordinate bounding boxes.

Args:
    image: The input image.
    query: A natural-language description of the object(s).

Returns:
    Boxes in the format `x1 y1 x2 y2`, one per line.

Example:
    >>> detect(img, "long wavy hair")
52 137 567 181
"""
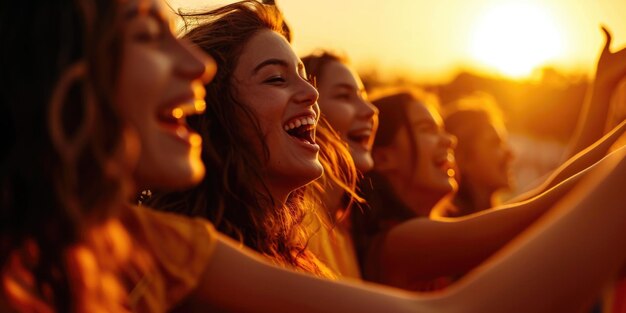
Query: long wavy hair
301 51 365 224
148 1 333 277
351 89 440 281
1 0 129 311
443 92 506 215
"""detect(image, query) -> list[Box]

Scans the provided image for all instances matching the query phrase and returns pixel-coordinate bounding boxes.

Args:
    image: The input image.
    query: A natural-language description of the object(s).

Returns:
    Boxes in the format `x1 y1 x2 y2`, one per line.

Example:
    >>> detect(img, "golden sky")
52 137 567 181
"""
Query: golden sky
170 0 626 82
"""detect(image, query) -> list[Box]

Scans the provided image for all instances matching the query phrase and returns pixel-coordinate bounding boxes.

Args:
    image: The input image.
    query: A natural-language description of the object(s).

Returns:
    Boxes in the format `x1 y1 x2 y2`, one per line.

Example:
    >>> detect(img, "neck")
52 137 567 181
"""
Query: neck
385 173 447 218
455 180 496 214
321 180 347 220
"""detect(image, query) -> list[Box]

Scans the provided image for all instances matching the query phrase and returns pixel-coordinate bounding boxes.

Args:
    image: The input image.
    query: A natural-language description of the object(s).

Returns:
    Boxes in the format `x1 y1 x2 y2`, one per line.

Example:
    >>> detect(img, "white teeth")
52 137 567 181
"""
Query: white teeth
283 115 316 131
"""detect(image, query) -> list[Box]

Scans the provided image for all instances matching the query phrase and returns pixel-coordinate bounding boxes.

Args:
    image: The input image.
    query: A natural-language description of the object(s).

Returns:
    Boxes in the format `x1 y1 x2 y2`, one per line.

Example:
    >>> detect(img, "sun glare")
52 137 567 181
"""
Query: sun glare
470 3 564 78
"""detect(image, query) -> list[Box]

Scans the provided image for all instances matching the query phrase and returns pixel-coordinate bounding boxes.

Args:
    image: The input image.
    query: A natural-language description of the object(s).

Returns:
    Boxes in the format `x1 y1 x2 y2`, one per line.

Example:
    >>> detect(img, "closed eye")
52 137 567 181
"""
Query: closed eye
264 76 286 84
334 93 351 100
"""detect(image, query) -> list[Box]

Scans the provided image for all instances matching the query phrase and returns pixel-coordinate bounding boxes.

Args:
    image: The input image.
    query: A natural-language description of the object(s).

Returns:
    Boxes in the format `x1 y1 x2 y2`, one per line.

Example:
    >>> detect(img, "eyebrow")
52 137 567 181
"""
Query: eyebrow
124 5 166 22
332 83 357 91
252 59 289 75
412 119 438 127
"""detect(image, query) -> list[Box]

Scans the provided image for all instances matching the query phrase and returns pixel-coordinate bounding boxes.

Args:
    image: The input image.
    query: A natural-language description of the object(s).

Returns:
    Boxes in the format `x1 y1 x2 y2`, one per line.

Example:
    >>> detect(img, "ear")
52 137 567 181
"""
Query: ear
372 146 396 172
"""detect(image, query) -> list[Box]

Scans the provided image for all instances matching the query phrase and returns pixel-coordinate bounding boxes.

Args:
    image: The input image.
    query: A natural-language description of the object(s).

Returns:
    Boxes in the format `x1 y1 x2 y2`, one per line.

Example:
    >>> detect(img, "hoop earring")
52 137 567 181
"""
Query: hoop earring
48 61 97 163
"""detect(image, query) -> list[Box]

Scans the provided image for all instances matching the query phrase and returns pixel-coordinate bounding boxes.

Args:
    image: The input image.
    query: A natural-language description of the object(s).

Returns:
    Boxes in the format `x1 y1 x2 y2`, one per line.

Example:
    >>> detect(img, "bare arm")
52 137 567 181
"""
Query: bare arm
382 162 588 284
565 27 626 159
181 233 430 313
182 147 626 313
508 119 626 203
443 145 626 313
510 27 626 204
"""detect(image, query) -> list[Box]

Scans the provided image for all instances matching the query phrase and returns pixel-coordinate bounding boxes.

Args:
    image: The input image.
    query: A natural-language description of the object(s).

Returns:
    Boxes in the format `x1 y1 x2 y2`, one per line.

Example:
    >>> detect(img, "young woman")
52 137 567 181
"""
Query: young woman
4 1 626 312
354 85 626 291
298 51 377 279
349 29 626 290
435 93 514 217
1 0 217 311
146 2 337 278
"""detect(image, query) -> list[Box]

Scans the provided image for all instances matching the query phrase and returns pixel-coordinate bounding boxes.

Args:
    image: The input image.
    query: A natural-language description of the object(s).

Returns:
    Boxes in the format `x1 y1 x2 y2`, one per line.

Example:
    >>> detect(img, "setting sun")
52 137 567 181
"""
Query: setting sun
469 3 564 78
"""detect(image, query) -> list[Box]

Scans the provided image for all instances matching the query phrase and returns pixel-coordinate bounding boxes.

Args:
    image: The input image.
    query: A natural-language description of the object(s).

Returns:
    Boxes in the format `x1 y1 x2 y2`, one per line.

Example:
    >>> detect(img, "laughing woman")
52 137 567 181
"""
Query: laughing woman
146 2 336 277
299 51 378 279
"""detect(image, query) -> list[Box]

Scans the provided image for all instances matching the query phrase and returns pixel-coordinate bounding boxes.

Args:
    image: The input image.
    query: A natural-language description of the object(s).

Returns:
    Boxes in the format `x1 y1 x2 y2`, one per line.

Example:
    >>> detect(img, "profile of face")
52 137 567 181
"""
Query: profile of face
316 60 378 172
116 0 215 190
375 101 457 199
233 29 323 199
457 122 514 191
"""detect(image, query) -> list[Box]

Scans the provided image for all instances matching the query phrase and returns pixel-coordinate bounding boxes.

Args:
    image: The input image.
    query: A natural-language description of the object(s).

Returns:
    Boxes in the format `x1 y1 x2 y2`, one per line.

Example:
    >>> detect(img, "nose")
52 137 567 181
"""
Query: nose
294 76 319 107
358 96 378 121
441 131 457 149
174 38 217 85
503 142 515 161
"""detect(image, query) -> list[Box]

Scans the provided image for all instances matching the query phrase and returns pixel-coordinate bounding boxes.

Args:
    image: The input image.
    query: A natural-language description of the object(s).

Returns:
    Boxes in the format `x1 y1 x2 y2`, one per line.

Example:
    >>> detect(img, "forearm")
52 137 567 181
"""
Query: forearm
509 119 626 202
566 80 615 159
186 234 428 313
445 146 626 313
566 27 626 160
384 167 585 281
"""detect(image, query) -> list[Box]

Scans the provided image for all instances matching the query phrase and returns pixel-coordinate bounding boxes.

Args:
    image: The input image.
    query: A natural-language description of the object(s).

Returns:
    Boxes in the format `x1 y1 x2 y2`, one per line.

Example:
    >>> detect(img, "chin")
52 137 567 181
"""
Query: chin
434 179 456 195
297 162 324 186
152 163 205 191
354 155 374 173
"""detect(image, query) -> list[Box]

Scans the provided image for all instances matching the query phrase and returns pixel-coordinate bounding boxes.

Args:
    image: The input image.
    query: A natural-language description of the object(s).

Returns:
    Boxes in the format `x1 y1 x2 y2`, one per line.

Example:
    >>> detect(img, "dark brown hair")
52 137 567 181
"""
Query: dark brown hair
301 51 349 88
148 1 333 277
302 51 364 223
1 0 128 311
352 88 439 281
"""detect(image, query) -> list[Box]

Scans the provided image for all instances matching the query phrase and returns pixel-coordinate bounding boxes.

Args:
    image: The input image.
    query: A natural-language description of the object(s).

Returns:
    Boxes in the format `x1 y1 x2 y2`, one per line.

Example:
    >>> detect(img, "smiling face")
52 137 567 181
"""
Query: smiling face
397 102 457 195
232 30 322 201
116 0 215 190
316 60 378 173
457 121 514 192
374 100 457 215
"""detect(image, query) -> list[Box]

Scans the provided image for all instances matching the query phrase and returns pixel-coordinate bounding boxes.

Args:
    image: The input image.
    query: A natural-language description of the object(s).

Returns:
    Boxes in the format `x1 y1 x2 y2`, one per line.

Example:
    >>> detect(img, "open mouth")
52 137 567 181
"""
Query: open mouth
157 99 206 143
346 129 373 148
434 153 456 177
283 116 316 145
157 99 206 126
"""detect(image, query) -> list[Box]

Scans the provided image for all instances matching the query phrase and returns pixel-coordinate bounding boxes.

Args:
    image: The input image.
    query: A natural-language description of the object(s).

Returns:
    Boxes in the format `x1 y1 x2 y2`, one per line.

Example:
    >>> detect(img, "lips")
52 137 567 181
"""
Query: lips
346 127 374 150
283 114 317 145
434 152 456 177
157 96 206 145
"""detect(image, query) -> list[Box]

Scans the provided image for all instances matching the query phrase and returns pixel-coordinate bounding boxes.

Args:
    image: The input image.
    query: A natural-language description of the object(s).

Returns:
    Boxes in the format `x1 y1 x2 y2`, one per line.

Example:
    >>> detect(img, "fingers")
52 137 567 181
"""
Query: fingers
602 25 612 55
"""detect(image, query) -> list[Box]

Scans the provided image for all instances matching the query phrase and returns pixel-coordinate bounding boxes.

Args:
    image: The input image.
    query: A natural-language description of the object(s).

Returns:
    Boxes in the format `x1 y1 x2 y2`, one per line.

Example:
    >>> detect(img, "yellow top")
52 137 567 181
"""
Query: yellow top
305 208 361 280
1 205 217 312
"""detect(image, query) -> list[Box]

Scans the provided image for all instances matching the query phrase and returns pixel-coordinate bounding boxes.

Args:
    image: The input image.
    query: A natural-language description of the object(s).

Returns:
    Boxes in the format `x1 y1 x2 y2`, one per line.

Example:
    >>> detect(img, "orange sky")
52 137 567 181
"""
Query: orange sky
170 0 626 82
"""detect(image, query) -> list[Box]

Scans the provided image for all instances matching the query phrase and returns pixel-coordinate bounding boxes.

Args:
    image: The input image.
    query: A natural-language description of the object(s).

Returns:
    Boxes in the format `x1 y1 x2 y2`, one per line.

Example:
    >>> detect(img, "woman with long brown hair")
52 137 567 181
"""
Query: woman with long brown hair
1 0 216 310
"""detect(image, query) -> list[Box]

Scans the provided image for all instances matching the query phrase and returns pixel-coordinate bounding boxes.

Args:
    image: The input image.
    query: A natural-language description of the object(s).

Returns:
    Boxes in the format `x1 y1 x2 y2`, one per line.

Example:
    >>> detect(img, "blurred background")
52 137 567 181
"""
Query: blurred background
169 0 626 197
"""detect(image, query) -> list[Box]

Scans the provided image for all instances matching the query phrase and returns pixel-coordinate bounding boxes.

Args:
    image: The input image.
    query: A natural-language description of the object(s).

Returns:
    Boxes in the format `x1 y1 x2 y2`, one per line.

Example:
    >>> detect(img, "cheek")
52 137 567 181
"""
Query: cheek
417 136 437 160
117 51 170 121
320 101 355 134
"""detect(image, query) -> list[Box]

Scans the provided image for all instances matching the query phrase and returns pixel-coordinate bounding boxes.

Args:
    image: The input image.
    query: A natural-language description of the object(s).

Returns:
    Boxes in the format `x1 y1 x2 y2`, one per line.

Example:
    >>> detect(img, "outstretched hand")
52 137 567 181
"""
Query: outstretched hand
595 26 626 87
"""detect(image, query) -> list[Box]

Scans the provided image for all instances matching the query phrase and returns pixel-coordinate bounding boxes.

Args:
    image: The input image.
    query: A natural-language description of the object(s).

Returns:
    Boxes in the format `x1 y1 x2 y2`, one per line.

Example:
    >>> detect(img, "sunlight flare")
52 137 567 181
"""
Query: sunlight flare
470 3 564 78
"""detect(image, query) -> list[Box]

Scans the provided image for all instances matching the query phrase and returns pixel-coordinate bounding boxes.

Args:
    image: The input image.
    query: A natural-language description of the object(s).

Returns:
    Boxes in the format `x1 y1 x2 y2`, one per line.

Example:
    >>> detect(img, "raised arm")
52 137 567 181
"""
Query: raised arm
180 232 431 313
565 27 626 159
508 119 626 203
382 161 588 285
182 147 626 313
442 144 626 313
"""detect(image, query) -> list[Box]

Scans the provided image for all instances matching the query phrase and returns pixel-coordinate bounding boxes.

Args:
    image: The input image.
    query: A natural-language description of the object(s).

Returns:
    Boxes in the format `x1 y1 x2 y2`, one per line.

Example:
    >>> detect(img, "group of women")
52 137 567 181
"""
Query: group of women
2 0 626 312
